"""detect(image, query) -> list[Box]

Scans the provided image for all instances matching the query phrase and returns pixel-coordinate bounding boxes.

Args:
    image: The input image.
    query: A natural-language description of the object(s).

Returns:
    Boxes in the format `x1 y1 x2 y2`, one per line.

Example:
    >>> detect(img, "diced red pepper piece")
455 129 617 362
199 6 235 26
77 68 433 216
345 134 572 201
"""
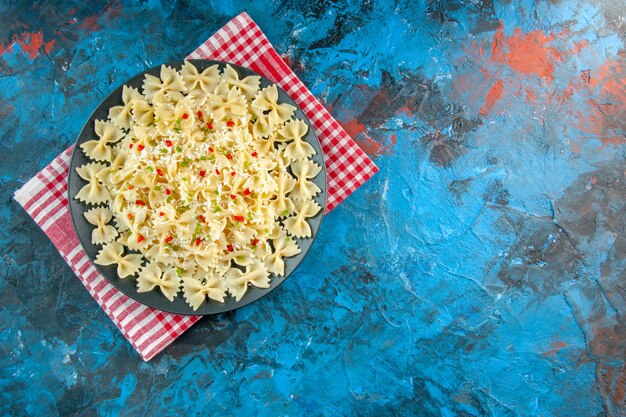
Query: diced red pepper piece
137 144 145 151
127 213 133 220
199 170 206 177
197 215 206 222
195 238 202 246
159 211 165 216
227 244 233 252
251 152 258 157
135 200 145 206
206 122 213 130
164 236 174 244
233 215 245 222
230 194 236 200
128 185 134 190
226 154 233 160
243 188 251 196
251 239 259 246
129 143 133 149
197 111 203 118
165 140 172 147
231 171 235 176
165 188 171 195
182 113 189 119
226 120 235 127
208 147 214 153
215 168 220 175
137 235 145 243
157 168 163 176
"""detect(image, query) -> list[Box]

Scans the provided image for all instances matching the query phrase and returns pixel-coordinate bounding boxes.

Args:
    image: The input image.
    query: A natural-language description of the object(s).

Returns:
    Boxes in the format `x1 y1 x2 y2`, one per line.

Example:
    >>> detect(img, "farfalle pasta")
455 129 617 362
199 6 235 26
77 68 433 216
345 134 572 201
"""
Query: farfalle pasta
74 62 322 310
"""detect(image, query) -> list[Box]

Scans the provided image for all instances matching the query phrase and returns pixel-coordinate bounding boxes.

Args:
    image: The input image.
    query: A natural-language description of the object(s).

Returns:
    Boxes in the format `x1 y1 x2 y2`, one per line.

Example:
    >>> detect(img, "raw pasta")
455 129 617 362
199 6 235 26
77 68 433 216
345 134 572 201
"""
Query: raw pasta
76 61 322 310
84 207 118 245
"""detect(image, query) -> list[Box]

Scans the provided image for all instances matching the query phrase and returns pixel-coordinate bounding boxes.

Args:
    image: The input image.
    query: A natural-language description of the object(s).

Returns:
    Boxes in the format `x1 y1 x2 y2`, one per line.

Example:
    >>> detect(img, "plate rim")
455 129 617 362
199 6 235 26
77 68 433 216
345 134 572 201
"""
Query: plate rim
67 58 327 316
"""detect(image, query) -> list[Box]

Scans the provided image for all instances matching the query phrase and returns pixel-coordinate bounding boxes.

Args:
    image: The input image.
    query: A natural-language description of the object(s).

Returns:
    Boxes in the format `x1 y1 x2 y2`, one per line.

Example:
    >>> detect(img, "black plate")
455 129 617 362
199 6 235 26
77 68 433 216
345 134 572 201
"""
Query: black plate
68 59 327 315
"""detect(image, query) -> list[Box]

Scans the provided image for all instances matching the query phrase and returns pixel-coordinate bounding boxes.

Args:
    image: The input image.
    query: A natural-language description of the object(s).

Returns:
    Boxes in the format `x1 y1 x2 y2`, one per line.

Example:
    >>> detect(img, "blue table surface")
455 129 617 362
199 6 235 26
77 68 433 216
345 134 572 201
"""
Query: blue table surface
1 1 624 416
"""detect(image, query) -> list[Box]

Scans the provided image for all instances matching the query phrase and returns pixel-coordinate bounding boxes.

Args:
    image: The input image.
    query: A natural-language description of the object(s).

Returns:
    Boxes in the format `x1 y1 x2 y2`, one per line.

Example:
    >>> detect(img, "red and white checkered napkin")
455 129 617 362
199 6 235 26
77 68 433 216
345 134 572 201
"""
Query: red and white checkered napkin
14 12 378 361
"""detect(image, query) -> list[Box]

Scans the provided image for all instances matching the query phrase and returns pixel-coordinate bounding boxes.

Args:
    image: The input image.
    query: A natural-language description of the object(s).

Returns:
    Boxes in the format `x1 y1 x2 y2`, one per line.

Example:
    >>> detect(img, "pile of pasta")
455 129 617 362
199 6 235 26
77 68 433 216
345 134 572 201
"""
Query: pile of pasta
75 62 322 310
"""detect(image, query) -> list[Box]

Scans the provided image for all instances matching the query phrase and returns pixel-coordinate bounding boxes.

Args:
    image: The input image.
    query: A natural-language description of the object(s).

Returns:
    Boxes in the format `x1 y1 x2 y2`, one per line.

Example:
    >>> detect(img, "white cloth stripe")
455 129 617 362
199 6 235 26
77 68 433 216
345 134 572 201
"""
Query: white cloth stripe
111 298 136 320
134 318 165 347
41 205 69 232
127 312 158 338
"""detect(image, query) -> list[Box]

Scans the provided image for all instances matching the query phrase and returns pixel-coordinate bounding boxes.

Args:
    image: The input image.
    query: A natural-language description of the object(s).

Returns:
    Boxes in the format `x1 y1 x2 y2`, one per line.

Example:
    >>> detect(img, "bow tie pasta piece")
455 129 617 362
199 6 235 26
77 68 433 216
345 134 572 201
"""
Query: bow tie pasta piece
225 261 271 301
75 162 111 205
131 98 154 126
84 207 118 245
270 173 296 216
144 242 179 267
222 64 261 100
153 102 178 133
252 84 297 127
225 247 256 267
108 85 142 130
248 106 273 140
279 119 316 161
137 263 180 301
265 232 301 276
282 199 322 238
194 245 220 271
80 120 124 162
95 119 125 143
209 81 248 123
182 269 228 310
181 60 221 95
95 242 143 278
289 159 322 201
142 65 186 101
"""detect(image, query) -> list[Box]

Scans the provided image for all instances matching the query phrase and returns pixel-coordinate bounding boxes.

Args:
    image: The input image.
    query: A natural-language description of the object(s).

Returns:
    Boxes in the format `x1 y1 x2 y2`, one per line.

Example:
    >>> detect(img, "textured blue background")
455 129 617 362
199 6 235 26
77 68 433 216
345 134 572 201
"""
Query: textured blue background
1 1 625 416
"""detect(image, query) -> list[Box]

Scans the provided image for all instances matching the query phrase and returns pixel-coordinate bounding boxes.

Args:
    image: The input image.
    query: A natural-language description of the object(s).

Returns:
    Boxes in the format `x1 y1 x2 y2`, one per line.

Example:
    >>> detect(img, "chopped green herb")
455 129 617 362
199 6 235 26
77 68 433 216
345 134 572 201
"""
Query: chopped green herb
173 127 181 133
200 156 207 161
176 268 184 277
167 196 173 203
208 153 215 160
247 212 253 221
160 148 168 154
250 115 257 122
253 175 259 181
259 123 266 132
154 117 160 123
244 161 249 170
146 166 154 172
214 206 222 213
281 210 289 217
175 119 182 125
149 140 157 146
214 190 219 195
176 145 183 153
154 185 161 191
